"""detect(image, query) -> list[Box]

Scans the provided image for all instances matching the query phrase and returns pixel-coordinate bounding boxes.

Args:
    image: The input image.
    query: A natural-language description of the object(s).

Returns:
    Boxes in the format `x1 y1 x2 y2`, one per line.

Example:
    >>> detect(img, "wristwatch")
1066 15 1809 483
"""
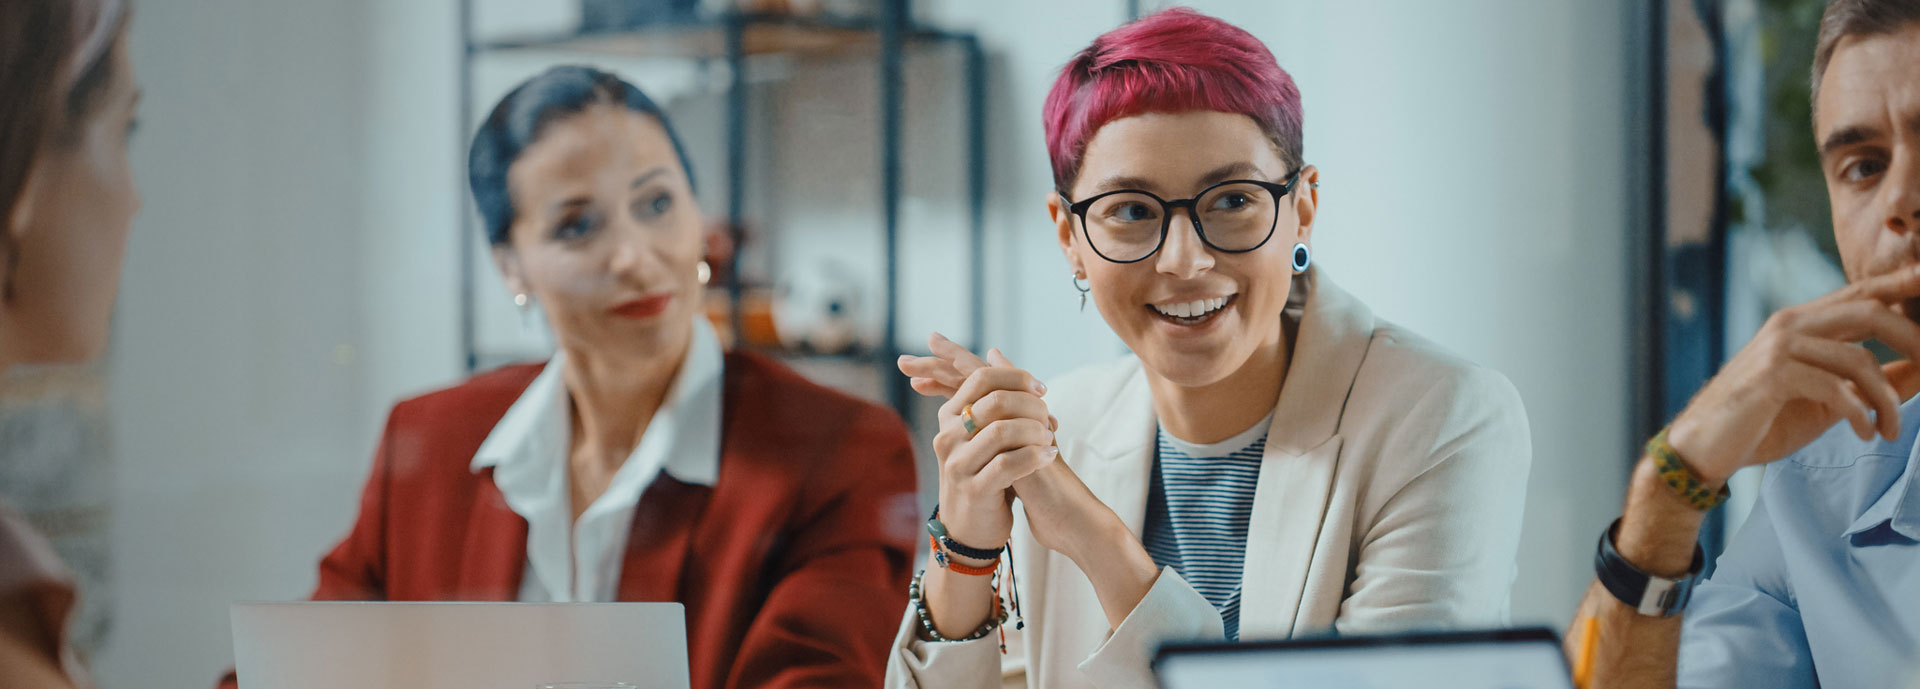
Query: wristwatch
1594 518 1705 617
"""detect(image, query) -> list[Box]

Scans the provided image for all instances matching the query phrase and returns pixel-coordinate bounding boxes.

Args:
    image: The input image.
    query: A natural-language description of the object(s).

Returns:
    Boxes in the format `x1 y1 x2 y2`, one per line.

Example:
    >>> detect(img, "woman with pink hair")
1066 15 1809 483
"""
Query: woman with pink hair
888 8 1530 688
0 0 139 686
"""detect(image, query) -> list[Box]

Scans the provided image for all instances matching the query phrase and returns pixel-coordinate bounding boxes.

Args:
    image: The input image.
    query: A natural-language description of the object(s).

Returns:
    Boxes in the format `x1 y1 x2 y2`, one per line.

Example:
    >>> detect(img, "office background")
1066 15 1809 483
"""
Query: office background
0 0 1843 686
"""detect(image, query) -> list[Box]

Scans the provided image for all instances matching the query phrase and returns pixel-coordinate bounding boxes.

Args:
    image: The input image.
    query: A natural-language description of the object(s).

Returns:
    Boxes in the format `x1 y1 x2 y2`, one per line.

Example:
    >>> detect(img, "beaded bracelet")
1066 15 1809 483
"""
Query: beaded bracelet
1646 427 1731 511
909 569 1008 646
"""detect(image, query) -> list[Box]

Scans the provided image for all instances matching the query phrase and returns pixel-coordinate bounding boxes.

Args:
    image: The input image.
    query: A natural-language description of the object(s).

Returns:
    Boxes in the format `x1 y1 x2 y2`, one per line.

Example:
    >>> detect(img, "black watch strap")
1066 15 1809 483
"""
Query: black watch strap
1594 518 1704 617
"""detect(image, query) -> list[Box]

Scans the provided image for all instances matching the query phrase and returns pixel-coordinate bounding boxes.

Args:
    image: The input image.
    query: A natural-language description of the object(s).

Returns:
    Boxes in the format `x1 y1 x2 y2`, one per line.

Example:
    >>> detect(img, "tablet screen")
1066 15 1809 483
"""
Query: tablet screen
1155 629 1575 689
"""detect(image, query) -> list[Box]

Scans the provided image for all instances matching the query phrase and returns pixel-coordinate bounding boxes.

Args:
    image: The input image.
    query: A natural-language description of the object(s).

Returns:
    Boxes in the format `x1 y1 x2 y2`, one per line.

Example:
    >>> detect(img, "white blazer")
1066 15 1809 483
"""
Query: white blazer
886 272 1533 689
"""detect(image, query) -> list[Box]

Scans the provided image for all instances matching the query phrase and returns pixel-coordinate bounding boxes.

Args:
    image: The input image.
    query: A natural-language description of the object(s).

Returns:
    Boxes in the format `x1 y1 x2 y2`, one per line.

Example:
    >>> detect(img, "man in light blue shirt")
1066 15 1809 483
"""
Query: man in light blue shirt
1676 418 1920 687
1570 1 1920 687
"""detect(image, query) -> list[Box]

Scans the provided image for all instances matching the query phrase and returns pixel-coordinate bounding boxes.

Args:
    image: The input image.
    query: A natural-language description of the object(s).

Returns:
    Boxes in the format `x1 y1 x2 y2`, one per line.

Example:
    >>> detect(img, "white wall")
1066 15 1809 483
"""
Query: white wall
1275 1 1635 627
103 1 379 686
97 1 1636 686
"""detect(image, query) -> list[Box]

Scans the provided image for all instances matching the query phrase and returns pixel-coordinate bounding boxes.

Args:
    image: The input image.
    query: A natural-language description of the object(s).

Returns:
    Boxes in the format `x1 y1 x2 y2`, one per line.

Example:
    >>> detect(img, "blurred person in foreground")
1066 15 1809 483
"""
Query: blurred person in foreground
886 9 1533 689
1570 1 1920 687
217 66 918 689
0 0 138 686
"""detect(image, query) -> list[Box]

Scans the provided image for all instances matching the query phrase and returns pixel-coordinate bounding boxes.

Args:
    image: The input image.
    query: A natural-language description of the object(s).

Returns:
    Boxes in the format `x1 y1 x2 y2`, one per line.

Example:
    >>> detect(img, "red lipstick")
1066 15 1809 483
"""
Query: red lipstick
610 294 672 320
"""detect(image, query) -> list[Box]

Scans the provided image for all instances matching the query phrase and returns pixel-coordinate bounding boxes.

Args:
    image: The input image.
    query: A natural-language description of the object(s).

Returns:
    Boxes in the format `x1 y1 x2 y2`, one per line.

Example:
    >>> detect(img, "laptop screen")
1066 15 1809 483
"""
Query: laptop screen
1154 628 1575 689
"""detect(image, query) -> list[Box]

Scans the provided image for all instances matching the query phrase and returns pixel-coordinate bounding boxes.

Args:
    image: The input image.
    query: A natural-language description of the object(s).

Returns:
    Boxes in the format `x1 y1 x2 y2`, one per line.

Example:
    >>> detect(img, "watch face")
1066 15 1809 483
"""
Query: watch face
1637 576 1686 617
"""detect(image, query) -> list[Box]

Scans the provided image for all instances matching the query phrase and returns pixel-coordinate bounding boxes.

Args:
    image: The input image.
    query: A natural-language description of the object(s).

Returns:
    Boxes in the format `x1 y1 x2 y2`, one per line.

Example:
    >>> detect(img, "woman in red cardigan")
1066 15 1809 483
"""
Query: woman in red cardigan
221 66 919 689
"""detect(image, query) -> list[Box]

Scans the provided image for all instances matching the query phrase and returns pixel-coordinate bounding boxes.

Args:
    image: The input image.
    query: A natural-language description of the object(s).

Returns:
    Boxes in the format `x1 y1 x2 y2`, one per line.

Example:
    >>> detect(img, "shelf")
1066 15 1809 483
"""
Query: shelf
457 0 985 422
471 12 974 61
763 346 881 364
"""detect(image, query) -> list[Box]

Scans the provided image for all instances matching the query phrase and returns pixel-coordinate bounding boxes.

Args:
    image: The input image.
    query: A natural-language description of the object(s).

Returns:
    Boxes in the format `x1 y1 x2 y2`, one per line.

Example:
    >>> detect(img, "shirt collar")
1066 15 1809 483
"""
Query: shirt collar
1843 421 1920 543
658 318 725 486
471 352 570 474
470 318 726 488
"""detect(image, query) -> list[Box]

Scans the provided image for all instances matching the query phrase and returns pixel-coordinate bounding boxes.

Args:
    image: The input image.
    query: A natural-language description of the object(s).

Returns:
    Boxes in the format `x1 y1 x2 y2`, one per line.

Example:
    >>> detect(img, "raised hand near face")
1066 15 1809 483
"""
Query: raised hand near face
1668 265 1920 486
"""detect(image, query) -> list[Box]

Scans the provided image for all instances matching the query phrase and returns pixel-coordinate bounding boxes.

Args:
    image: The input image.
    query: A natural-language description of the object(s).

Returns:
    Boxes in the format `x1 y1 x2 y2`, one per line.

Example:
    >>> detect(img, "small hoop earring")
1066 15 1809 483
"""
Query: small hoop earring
1071 271 1090 312
697 260 712 286
1291 243 1312 273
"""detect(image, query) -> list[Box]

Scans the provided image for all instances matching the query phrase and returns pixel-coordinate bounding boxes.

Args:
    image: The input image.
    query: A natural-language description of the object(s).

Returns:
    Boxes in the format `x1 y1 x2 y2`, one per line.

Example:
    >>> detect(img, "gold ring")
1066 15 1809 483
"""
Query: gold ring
961 404 978 436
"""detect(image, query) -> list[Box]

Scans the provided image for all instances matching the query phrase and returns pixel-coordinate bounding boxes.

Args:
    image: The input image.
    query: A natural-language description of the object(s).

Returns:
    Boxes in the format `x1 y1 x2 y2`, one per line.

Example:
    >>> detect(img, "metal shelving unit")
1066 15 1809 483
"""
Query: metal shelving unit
455 1 987 421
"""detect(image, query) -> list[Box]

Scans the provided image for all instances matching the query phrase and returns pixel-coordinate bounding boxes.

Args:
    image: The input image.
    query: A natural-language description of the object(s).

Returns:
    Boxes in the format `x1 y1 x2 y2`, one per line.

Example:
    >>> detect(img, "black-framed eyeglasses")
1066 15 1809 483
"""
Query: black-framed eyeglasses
1062 169 1303 264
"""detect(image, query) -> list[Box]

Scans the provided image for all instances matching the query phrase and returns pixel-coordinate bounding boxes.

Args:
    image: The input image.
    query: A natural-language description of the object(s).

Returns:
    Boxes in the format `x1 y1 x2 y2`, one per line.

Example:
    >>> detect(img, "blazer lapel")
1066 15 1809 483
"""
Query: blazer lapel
1236 433 1342 638
1032 367 1156 680
457 469 530 601
1065 363 1158 539
1238 271 1375 638
1039 272 1377 644
616 474 712 602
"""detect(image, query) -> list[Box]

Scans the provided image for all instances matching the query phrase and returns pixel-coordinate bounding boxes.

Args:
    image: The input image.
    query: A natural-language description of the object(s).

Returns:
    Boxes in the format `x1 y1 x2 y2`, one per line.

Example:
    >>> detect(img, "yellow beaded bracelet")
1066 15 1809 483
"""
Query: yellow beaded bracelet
1646 427 1731 511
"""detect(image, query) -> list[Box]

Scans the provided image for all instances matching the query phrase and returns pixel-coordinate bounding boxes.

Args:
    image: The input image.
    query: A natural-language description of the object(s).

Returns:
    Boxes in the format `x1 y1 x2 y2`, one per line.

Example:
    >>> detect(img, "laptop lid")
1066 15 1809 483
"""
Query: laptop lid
1154 627 1575 689
232 602 689 689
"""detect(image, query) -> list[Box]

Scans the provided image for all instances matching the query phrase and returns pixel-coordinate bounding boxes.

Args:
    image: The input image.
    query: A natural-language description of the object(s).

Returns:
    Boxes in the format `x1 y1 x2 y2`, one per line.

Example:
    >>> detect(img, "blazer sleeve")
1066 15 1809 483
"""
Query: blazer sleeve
1336 366 1532 634
1074 568 1223 689
724 403 920 689
886 541 1222 689
215 409 398 689
309 410 397 602
884 531 1036 689
885 606 1018 689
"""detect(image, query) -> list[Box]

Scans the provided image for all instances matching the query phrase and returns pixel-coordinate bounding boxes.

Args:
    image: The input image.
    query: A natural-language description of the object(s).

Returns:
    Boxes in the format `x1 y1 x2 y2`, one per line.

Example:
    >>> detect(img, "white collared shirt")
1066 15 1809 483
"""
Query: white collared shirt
470 320 725 602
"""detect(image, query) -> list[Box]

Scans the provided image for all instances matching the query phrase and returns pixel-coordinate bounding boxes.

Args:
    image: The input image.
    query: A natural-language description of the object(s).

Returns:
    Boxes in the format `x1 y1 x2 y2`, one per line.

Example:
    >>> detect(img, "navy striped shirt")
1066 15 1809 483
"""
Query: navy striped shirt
1143 416 1269 641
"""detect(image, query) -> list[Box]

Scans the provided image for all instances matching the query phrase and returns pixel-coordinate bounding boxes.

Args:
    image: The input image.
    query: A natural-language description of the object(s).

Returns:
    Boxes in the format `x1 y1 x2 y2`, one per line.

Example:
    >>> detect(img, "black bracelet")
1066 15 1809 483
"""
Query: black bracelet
927 506 1006 561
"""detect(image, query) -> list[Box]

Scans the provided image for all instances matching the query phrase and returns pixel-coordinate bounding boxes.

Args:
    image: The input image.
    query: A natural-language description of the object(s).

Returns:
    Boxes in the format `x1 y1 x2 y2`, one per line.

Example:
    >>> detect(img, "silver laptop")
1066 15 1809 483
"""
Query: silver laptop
1154 628 1575 689
231 602 689 689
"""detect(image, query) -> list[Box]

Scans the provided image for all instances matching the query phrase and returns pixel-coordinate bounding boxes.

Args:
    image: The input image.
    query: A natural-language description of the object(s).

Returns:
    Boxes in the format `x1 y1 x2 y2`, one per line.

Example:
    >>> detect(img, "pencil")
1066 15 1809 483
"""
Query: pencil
1573 615 1599 689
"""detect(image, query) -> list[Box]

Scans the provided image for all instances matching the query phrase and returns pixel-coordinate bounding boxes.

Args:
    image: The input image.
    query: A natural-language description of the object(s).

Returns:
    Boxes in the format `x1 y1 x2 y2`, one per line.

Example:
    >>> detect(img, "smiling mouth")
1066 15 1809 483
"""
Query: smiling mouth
1147 295 1236 326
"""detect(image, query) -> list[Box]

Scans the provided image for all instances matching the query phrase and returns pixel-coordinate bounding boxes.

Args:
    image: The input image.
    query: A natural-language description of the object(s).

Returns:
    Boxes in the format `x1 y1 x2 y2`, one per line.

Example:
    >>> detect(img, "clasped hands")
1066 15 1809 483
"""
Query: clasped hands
897 333 1126 566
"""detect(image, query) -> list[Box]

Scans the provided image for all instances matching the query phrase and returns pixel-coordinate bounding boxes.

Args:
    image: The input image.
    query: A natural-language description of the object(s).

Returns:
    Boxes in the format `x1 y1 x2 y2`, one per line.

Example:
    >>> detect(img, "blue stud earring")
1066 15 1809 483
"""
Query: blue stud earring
1291 243 1312 273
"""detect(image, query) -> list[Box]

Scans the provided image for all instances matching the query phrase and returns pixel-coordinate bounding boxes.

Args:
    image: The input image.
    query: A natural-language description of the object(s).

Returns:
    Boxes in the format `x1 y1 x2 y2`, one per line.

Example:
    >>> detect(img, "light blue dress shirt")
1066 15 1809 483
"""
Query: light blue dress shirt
1677 398 1920 689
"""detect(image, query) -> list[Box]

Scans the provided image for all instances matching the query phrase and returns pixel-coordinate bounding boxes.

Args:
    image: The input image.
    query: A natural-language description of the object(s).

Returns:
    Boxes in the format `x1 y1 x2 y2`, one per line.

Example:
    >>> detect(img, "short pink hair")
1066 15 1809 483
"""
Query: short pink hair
1042 7 1304 192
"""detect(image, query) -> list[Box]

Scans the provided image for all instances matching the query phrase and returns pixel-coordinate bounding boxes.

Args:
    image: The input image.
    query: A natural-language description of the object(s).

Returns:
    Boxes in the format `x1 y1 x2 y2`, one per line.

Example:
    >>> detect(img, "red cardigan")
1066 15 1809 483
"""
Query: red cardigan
220 352 920 689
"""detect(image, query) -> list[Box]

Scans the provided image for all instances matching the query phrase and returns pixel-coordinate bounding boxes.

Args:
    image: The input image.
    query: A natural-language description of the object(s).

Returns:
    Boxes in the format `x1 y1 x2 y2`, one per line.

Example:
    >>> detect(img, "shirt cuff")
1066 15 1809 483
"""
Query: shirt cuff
1077 567 1225 689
